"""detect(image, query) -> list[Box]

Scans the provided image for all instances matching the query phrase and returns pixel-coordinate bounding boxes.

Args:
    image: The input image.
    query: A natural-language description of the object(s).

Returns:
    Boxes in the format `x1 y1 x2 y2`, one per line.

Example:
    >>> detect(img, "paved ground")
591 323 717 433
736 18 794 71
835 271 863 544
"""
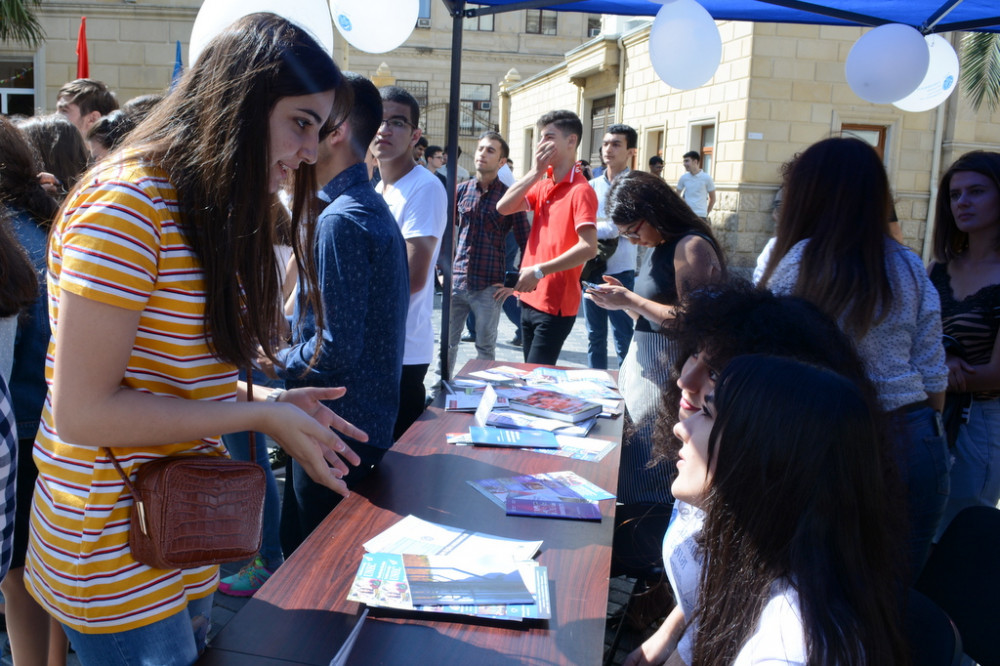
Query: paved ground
1 292 663 665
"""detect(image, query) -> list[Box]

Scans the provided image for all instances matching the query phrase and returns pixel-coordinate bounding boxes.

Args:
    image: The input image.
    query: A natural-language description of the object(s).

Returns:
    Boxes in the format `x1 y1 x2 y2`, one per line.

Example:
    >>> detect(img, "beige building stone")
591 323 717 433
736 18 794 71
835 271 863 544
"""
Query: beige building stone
1 2 598 174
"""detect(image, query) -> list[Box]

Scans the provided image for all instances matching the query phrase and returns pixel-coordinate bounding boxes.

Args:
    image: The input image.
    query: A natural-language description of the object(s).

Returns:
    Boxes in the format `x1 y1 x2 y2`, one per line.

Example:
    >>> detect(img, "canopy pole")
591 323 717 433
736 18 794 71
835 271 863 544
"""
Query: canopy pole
439 1 466 382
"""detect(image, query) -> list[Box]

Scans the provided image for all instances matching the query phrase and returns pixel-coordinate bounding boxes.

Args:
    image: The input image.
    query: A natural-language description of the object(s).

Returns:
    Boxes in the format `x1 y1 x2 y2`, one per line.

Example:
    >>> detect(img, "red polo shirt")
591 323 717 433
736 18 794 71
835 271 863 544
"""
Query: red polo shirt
519 162 598 317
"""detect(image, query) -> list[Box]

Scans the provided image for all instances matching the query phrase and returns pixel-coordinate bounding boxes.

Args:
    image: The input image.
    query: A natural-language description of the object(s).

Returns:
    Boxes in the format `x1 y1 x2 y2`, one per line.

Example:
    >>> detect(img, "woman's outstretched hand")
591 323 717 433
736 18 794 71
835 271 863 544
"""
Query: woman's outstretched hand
263 387 366 497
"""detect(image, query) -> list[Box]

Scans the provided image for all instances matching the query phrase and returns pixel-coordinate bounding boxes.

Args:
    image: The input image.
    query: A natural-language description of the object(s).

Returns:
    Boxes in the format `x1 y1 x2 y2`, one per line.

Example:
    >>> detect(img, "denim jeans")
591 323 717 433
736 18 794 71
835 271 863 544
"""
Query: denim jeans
448 286 503 377
280 439 388 556
891 406 950 581
221 429 283 567
939 397 1000 536
62 594 213 666
583 269 635 369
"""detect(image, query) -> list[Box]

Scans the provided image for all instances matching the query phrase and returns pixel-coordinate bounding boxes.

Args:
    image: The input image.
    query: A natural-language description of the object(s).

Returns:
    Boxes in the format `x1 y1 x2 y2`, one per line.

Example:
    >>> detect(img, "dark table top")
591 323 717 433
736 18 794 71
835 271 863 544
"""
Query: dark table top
200 360 623 666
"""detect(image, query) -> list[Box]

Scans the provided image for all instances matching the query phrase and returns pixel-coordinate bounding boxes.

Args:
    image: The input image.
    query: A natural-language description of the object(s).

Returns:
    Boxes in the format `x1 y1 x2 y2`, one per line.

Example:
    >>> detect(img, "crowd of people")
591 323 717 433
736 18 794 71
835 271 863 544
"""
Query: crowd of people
0 11 997 666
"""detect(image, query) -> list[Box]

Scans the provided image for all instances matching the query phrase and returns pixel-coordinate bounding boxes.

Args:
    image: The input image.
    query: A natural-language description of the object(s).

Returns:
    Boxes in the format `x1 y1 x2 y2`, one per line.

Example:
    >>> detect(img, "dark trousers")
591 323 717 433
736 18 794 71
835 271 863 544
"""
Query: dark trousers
393 363 429 441
520 302 576 365
280 439 388 556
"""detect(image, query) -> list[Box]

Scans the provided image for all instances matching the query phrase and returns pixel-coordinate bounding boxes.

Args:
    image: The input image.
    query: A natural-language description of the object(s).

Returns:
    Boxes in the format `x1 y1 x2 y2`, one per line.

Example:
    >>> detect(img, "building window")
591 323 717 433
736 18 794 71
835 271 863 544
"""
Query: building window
587 16 602 38
698 124 715 173
418 0 431 18
459 83 492 136
842 123 887 159
0 60 35 116
464 5 494 31
525 9 557 35
589 95 616 166
396 79 427 127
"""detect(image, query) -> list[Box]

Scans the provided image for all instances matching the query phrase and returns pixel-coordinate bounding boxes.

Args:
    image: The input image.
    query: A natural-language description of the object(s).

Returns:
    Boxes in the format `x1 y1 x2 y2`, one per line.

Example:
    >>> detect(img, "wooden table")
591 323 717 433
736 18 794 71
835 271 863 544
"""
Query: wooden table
201 360 623 666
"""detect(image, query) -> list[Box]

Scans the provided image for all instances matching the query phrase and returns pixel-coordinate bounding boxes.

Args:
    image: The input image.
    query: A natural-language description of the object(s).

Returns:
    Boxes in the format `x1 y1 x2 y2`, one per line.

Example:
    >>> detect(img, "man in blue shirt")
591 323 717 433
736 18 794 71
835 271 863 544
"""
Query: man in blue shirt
272 73 409 554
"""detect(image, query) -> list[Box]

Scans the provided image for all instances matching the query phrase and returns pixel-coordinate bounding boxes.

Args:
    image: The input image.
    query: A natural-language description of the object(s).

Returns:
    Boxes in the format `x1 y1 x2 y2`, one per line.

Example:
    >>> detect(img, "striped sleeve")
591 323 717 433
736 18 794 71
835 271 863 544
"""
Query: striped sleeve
0 375 17 583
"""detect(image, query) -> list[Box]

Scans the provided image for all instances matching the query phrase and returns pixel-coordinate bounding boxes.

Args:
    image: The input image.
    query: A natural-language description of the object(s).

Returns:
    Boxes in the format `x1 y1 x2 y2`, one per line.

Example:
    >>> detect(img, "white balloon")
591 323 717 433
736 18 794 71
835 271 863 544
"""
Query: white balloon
893 34 959 112
330 0 419 54
189 0 336 67
648 0 722 90
845 23 929 105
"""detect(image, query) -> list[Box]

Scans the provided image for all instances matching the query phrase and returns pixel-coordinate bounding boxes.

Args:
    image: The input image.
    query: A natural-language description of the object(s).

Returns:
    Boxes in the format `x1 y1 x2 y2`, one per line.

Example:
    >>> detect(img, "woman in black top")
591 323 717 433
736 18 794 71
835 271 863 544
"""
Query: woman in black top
929 150 1000 536
587 170 723 576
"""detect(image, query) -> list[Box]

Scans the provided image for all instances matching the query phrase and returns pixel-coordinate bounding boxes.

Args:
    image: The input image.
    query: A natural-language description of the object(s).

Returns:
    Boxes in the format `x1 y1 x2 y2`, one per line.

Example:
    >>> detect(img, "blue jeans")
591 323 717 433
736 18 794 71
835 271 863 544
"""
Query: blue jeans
939 397 1000 536
892 406 950 581
62 594 213 666
583 269 635 369
221 429 283 567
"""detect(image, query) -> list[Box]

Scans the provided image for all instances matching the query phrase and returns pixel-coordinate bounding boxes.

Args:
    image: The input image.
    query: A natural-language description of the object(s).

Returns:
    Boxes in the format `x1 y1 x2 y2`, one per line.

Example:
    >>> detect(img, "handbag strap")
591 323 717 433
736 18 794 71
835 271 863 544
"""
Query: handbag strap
246 370 256 463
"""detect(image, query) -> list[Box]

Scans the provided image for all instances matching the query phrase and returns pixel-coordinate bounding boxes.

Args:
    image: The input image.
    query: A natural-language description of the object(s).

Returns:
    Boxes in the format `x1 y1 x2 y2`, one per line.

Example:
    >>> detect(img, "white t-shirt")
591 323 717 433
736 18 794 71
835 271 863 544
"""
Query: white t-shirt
753 236 777 285
590 170 638 275
377 166 448 365
497 163 515 187
677 170 715 217
663 500 705 665
733 582 807 666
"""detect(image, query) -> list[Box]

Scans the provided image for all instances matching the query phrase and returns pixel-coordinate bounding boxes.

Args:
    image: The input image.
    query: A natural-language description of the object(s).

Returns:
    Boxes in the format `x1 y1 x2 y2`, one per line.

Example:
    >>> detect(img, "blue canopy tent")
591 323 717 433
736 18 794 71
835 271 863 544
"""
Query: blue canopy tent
434 0 1000 378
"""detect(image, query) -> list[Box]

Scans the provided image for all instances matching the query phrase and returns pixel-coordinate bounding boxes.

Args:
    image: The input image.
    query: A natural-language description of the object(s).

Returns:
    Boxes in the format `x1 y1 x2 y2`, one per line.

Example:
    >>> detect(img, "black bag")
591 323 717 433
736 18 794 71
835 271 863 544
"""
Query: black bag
941 335 971 449
580 237 619 283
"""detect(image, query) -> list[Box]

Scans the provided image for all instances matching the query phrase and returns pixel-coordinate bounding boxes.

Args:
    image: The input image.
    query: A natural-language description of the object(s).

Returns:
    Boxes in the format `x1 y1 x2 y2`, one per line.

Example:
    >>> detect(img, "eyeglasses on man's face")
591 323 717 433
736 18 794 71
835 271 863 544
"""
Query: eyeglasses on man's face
380 117 415 132
619 219 646 239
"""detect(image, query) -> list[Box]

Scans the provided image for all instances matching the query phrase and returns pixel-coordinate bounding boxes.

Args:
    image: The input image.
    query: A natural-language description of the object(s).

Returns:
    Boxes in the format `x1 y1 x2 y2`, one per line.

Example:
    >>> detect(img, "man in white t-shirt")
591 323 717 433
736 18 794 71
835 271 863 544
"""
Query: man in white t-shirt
677 150 716 219
373 86 448 440
586 124 638 369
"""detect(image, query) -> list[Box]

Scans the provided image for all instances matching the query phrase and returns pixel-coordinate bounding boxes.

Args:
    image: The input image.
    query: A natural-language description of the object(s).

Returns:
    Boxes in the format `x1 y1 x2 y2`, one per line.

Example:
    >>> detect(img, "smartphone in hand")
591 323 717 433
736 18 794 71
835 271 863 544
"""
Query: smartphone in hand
504 270 520 288
581 281 606 292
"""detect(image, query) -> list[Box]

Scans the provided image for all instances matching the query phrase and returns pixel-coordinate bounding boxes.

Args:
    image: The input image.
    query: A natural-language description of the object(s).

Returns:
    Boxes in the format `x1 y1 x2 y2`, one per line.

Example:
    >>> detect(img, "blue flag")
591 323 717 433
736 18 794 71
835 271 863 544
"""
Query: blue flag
171 40 183 89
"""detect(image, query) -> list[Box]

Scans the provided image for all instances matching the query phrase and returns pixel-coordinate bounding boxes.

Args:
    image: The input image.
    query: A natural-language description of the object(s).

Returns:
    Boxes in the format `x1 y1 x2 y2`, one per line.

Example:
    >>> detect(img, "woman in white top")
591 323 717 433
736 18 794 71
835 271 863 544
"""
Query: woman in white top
631 354 906 665
759 136 948 581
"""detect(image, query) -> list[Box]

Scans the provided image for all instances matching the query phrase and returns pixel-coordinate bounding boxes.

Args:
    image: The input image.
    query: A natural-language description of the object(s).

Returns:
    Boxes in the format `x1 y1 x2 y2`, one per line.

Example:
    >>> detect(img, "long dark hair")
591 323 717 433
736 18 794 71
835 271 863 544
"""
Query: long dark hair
15 114 90 197
606 170 724 264
72 13 347 367
933 150 1000 262
0 116 59 226
692 355 907 666
760 137 893 337
0 206 38 317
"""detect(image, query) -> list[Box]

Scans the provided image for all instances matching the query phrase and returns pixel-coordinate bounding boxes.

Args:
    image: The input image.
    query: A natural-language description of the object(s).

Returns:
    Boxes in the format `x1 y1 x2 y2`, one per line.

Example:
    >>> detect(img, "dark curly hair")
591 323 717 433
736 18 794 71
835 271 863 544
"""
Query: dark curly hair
653 279 875 466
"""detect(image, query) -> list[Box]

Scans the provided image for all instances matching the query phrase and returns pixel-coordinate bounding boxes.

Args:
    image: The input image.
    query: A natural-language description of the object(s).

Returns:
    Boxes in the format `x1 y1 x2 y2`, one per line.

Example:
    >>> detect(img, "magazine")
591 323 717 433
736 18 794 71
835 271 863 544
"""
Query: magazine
467 471 614 510
362 514 543 562
505 492 602 521
507 388 603 423
467 426 559 449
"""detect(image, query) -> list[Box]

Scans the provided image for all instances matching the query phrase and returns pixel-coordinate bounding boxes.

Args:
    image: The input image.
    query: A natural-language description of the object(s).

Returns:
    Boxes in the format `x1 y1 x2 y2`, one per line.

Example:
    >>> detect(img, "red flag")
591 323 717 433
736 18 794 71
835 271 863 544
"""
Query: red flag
76 17 89 79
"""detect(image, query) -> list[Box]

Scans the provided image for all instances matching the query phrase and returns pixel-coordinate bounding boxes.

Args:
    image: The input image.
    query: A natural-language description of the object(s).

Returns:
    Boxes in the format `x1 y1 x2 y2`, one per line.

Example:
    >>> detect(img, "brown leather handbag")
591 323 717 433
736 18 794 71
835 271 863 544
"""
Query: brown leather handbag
106 375 266 570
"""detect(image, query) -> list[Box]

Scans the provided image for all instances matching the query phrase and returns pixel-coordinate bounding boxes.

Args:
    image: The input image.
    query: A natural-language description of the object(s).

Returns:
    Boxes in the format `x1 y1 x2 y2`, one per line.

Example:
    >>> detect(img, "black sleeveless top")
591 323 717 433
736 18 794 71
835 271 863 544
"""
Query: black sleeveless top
633 232 715 333
930 261 1000 398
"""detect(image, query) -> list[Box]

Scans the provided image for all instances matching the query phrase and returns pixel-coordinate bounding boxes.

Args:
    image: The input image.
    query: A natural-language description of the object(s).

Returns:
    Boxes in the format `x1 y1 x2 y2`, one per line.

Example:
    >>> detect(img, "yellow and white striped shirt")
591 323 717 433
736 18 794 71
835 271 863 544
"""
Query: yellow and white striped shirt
25 154 235 634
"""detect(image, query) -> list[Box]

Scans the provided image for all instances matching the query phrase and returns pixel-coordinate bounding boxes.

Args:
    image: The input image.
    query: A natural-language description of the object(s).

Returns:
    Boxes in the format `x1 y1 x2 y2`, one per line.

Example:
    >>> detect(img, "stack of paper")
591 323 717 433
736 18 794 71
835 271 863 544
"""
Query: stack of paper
347 515 550 622
468 471 615 521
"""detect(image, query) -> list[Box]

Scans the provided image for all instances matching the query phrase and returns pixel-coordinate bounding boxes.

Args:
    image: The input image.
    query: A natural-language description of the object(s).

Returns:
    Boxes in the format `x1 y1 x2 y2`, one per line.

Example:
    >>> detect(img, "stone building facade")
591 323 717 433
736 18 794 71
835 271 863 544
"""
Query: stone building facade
501 20 1000 269
0 1 597 174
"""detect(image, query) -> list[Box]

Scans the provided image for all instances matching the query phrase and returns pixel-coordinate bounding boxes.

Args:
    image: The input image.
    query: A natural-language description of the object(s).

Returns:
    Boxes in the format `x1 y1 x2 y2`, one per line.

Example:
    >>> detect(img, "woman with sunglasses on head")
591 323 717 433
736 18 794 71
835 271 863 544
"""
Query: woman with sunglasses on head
586 170 723 577
22 14 365 665
759 136 948 582
644 354 906 666
928 151 1000 535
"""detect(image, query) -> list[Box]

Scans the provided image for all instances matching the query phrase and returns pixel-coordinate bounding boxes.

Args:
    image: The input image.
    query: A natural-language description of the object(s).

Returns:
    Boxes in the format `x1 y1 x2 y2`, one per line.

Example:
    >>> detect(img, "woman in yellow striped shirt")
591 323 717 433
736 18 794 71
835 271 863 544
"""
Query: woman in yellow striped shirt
24 14 363 665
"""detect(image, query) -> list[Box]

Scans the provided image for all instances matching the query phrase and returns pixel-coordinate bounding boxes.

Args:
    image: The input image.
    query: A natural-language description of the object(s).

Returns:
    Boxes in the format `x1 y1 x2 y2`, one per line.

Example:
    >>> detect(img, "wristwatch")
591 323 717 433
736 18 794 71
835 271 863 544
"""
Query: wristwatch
266 388 286 403
533 265 545 280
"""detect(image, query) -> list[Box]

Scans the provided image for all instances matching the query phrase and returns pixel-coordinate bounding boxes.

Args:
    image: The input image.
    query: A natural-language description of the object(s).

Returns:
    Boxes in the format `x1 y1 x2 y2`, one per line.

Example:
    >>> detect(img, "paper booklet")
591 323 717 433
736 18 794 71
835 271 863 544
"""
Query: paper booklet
468 425 559 449
468 471 615 511
347 553 551 622
362 514 542 562
448 432 619 462
506 388 603 423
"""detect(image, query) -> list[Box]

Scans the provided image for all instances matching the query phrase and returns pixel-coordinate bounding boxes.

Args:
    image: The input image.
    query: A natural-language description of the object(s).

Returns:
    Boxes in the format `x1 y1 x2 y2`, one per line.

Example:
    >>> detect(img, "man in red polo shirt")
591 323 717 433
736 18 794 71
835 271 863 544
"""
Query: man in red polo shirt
497 110 598 365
